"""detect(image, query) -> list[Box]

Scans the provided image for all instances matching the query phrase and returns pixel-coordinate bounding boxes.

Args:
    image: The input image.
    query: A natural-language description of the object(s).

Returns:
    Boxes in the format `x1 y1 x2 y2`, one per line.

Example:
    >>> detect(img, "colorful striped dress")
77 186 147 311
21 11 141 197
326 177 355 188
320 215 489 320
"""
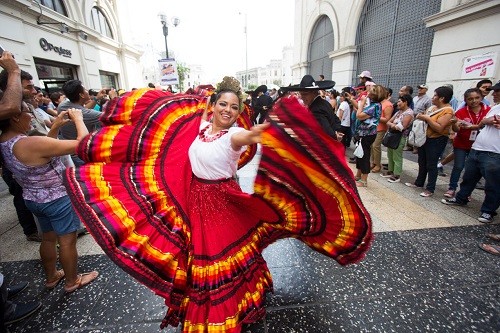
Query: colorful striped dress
64 89 372 332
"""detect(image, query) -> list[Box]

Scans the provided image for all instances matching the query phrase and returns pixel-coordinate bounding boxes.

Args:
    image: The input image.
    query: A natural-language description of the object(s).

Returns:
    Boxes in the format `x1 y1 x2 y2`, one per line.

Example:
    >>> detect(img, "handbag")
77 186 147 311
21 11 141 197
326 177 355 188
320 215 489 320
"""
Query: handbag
407 119 427 148
407 107 444 148
382 130 403 149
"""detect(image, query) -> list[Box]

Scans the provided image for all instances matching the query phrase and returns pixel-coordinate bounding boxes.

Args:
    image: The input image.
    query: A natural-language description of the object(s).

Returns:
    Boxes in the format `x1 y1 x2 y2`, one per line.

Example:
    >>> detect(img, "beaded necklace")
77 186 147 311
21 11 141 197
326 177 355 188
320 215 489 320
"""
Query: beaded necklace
199 124 228 142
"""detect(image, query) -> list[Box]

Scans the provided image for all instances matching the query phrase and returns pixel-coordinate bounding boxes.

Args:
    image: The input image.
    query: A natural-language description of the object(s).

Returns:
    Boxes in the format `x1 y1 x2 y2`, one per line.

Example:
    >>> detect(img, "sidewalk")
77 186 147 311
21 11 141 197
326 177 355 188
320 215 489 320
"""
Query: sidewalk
1 148 499 332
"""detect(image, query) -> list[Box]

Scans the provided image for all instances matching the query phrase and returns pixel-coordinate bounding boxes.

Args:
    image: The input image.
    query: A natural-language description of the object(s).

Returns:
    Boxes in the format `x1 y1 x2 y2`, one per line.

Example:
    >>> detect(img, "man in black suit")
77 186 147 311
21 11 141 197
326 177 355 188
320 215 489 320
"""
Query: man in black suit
284 75 343 141
251 85 273 124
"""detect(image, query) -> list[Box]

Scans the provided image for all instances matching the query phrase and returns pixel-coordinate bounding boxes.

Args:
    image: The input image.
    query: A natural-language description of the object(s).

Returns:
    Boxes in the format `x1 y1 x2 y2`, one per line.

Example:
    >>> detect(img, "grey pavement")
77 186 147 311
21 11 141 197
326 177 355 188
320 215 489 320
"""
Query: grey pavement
1 147 499 332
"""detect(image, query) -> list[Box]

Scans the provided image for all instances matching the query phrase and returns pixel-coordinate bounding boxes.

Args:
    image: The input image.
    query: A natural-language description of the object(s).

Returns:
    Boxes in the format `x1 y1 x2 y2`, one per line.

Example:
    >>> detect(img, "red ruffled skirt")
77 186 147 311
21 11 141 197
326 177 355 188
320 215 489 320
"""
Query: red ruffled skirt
64 89 372 333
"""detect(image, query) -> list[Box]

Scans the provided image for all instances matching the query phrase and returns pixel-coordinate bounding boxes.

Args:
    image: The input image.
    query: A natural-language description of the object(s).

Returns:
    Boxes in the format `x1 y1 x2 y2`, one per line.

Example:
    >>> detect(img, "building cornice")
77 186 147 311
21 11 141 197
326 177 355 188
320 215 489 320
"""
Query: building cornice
328 46 358 59
291 62 308 71
425 0 500 30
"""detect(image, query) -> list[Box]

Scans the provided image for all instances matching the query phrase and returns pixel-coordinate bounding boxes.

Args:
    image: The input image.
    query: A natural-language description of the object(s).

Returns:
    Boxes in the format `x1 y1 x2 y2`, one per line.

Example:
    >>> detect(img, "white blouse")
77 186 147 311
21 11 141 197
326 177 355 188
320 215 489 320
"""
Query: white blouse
188 121 247 179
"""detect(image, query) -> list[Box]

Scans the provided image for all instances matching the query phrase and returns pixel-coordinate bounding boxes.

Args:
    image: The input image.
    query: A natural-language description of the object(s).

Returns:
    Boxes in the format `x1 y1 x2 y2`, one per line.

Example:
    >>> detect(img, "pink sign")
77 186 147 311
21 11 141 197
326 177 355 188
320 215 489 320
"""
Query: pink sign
462 53 497 79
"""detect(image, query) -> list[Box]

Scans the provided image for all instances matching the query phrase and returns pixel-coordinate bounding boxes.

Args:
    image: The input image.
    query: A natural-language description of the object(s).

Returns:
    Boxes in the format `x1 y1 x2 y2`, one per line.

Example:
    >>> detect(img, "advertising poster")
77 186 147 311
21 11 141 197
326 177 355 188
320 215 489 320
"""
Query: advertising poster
461 53 497 79
159 58 179 85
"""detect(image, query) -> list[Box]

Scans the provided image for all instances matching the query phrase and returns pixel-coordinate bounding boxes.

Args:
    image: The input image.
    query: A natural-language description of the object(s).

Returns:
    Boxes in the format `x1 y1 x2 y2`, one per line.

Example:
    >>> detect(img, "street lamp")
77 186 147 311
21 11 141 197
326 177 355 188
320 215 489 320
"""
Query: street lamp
158 13 180 59
239 12 248 89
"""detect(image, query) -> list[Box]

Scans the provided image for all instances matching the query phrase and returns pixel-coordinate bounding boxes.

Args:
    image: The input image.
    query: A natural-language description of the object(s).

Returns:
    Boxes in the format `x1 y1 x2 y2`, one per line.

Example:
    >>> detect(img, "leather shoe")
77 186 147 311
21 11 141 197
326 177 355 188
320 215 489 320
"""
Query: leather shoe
7 281 29 299
4 301 42 325
26 233 42 242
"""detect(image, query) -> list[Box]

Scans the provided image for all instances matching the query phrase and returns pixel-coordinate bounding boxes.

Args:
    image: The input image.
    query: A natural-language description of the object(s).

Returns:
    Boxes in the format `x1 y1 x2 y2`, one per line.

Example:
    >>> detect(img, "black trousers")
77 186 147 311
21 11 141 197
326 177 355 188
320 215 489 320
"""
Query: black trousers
1 167 37 236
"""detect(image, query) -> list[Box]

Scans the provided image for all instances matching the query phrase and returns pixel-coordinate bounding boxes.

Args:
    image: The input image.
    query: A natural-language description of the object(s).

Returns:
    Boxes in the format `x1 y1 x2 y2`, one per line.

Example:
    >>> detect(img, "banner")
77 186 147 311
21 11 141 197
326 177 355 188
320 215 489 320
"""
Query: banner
461 53 497 79
158 58 179 85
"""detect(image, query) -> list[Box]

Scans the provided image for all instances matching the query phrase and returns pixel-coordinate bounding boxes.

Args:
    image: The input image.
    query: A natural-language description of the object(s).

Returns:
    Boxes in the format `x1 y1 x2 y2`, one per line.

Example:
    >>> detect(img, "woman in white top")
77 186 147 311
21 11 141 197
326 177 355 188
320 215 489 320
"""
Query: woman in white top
65 77 373 332
337 88 353 148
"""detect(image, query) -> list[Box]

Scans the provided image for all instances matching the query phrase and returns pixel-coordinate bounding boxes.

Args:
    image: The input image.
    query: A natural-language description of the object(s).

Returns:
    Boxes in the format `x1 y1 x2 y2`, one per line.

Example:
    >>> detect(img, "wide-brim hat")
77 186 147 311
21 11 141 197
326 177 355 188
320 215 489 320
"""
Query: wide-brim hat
281 75 335 92
486 80 500 91
255 85 268 95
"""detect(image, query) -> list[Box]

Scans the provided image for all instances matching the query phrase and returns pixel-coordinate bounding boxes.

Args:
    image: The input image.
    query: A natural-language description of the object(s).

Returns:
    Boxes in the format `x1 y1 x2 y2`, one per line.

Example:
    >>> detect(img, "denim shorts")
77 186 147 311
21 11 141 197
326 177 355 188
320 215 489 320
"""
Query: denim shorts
25 195 81 235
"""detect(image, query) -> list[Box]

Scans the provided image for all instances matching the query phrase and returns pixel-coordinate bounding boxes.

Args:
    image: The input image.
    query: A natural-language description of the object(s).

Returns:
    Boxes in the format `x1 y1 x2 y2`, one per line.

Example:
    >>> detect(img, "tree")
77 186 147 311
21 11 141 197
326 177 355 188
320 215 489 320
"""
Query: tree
176 63 190 91
247 83 258 90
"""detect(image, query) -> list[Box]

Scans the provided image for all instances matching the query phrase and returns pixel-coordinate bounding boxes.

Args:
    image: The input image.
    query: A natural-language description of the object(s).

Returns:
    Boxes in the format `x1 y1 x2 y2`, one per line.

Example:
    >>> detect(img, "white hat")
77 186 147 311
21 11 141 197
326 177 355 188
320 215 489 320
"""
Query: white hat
358 71 373 79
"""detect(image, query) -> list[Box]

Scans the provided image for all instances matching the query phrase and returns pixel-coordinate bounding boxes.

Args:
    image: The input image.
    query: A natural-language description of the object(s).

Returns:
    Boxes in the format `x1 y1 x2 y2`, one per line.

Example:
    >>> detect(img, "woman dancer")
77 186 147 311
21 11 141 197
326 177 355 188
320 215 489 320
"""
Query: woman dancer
65 77 372 332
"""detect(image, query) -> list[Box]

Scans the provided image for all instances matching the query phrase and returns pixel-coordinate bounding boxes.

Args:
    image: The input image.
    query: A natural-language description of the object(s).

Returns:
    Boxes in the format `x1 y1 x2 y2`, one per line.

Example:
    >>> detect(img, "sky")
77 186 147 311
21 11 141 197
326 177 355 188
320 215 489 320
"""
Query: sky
119 0 295 82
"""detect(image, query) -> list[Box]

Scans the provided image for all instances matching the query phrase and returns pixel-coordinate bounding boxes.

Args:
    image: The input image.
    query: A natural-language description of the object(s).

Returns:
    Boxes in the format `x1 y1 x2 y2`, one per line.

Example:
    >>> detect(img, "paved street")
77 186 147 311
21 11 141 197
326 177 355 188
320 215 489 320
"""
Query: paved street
1 147 499 332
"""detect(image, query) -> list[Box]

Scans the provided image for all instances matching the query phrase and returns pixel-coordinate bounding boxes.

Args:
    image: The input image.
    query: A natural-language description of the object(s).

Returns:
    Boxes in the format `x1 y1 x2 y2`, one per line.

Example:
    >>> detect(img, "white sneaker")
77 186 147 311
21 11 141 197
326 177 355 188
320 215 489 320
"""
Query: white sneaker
388 176 400 183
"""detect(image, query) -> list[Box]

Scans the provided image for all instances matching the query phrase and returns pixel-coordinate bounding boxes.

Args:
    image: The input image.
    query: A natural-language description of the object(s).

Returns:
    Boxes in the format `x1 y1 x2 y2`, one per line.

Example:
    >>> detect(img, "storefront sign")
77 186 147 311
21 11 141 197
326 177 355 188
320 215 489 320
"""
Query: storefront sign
39 38 72 58
461 53 497 79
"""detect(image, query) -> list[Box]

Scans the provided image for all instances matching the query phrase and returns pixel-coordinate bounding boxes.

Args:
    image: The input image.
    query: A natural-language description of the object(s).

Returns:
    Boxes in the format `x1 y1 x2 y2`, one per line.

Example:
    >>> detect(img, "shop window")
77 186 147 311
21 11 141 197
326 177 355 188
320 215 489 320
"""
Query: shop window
100 71 118 89
91 7 114 39
34 0 68 16
34 58 77 94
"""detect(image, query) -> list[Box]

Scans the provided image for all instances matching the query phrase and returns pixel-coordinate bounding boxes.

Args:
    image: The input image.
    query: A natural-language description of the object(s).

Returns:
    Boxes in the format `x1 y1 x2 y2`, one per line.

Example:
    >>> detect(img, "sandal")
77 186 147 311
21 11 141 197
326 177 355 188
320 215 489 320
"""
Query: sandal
486 234 500 242
371 166 381 173
45 270 65 289
478 243 500 257
356 180 367 187
64 271 99 293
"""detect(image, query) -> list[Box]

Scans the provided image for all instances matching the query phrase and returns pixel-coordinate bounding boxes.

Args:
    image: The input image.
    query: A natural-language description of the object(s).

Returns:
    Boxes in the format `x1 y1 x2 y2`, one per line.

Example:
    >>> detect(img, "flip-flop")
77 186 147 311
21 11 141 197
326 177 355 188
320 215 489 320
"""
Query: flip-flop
356 180 367 187
45 270 65 289
478 243 500 257
64 271 99 293
486 234 500 242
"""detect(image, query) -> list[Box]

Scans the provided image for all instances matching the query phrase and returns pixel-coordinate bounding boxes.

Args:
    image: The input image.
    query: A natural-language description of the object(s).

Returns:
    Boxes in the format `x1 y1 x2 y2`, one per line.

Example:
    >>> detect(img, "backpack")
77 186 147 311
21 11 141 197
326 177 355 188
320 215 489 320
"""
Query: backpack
407 107 444 147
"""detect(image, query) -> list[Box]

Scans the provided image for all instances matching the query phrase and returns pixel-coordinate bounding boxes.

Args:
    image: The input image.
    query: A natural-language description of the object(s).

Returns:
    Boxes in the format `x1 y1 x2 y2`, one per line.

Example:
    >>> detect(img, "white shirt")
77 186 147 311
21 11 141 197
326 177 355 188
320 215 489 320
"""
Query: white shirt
337 101 351 127
188 121 247 179
472 104 500 154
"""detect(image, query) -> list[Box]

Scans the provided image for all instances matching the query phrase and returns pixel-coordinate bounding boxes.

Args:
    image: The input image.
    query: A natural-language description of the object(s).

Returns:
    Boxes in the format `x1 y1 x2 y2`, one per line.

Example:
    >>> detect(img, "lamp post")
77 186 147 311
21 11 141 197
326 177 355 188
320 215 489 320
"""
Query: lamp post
238 12 248 89
159 13 169 58
158 13 180 59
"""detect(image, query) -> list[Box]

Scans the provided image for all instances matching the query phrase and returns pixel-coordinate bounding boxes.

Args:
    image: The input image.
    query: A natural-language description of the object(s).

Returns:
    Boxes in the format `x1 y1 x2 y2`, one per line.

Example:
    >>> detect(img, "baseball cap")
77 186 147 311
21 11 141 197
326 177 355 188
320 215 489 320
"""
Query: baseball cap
418 84 428 89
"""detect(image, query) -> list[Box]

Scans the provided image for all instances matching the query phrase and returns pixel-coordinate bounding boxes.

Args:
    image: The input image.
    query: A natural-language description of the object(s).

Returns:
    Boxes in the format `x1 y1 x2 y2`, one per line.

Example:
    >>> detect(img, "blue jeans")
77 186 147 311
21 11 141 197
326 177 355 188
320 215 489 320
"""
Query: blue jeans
415 136 448 193
25 195 81 236
455 149 500 215
448 148 470 191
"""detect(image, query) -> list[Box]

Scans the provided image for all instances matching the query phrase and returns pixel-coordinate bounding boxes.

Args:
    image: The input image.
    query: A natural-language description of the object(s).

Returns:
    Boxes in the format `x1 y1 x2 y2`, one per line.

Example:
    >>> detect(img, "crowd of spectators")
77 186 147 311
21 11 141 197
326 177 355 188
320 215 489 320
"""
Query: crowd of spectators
0 47 499 328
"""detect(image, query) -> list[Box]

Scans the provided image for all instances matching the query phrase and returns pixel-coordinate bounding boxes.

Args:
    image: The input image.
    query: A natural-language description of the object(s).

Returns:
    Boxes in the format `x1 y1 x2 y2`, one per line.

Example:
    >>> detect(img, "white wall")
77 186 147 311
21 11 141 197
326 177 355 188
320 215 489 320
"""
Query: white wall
425 0 500 101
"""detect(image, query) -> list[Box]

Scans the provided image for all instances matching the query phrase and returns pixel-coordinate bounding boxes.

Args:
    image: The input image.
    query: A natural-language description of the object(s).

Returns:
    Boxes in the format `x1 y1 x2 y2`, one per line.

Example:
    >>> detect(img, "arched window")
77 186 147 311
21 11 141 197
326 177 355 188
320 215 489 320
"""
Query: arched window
34 0 68 16
308 15 334 80
354 0 440 89
90 7 114 39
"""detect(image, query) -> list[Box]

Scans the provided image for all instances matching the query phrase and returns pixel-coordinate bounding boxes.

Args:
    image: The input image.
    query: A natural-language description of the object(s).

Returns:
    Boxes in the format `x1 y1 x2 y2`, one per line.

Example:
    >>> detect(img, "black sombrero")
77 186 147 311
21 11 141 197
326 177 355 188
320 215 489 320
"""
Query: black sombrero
281 75 335 92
